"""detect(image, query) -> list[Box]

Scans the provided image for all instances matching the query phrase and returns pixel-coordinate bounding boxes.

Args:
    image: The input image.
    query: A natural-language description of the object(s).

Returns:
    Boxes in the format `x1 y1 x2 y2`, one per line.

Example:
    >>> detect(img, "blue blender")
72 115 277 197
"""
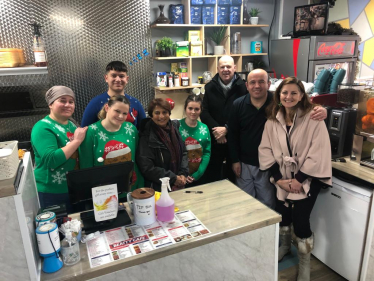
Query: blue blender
36 223 63 273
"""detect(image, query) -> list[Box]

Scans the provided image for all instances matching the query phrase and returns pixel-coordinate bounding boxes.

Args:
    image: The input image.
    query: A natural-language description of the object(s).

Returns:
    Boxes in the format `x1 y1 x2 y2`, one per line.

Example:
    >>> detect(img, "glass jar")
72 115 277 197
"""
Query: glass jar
181 77 189 86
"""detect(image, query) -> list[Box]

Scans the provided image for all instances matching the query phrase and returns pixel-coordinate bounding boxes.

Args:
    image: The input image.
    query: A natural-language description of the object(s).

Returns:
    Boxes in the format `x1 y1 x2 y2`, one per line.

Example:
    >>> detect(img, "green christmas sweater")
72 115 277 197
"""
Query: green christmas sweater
179 118 211 180
79 120 144 195
31 115 79 194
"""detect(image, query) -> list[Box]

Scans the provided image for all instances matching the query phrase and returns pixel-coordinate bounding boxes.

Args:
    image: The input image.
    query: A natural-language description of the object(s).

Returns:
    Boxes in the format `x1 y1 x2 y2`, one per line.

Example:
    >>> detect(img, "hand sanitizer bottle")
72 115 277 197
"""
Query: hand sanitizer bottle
156 177 175 222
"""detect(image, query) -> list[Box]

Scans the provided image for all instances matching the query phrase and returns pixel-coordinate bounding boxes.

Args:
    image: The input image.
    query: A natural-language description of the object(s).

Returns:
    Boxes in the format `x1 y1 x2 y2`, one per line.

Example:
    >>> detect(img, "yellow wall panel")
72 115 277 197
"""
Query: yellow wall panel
365 0 374 33
336 19 350 29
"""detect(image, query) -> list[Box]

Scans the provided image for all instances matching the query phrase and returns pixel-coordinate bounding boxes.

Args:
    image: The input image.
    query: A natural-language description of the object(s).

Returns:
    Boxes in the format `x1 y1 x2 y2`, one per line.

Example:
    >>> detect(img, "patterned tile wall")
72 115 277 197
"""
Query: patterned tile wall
0 0 153 129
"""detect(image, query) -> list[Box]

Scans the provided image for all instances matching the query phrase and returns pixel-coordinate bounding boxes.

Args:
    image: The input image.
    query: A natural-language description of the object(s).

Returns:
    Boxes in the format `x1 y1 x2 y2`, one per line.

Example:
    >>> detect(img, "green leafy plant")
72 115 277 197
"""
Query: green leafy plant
156 37 174 50
207 26 229 46
249 8 261 17
253 58 265 69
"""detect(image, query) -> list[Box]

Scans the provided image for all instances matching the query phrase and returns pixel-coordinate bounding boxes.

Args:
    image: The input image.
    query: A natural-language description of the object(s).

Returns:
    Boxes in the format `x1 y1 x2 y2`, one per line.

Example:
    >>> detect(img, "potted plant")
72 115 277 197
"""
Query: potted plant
207 26 229 55
249 8 261 25
156 37 174 57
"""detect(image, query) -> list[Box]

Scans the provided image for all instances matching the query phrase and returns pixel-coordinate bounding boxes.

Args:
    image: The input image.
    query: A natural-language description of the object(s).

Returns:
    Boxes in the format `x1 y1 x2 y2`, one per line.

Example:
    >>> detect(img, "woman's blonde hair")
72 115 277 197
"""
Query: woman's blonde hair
98 95 130 120
267 76 314 120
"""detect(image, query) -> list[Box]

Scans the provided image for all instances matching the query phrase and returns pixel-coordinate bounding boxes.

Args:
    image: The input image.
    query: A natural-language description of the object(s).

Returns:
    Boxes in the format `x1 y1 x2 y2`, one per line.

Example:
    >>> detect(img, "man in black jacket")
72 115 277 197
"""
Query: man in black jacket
228 69 327 208
200 56 247 183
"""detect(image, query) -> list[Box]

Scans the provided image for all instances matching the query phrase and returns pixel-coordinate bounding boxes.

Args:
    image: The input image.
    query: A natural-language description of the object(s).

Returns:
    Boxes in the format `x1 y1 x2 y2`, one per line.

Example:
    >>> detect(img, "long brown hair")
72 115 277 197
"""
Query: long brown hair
98 95 130 120
267 76 314 120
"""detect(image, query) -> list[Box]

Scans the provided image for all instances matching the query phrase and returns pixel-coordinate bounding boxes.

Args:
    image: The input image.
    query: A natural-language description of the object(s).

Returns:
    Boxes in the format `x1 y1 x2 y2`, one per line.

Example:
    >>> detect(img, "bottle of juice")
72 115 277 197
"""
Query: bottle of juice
156 177 175 222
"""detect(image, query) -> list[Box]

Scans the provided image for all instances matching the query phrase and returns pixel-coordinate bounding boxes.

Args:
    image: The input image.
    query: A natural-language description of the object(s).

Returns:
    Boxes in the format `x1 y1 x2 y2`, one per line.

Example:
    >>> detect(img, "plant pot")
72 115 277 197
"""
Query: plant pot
161 48 172 57
250 17 259 25
214 45 225 55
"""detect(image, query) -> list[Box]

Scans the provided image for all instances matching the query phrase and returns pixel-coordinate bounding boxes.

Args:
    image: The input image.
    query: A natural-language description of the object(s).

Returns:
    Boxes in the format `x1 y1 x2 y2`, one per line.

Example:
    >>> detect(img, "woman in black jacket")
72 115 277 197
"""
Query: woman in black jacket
136 98 188 191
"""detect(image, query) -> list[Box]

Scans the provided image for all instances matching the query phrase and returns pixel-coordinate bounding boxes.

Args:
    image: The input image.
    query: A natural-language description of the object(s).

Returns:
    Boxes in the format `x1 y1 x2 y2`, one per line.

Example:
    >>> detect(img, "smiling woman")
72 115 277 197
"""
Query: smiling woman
136 98 189 192
79 95 144 196
31 86 88 212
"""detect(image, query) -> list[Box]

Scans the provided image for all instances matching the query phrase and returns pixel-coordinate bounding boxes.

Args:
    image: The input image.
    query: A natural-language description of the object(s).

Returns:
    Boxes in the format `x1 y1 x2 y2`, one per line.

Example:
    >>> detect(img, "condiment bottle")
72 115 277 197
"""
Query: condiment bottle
156 177 175 222
174 73 180 87
168 74 174 88
29 22 48 67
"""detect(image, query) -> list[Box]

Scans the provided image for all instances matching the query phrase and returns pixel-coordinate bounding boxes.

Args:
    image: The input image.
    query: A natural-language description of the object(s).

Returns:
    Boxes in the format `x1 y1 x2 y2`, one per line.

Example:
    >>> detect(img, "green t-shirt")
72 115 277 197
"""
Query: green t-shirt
79 120 144 196
31 115 78 194
179 118 211 180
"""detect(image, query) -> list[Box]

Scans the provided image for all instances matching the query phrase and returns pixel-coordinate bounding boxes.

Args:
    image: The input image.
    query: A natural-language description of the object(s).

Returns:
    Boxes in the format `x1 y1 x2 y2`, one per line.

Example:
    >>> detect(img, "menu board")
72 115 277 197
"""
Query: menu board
86 210 210 268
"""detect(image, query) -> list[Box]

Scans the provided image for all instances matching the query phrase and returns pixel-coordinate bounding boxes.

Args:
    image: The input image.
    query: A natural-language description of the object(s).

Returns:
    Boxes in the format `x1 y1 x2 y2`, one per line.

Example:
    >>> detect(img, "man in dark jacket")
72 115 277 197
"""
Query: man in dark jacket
228 69 327 208
200 55 247 183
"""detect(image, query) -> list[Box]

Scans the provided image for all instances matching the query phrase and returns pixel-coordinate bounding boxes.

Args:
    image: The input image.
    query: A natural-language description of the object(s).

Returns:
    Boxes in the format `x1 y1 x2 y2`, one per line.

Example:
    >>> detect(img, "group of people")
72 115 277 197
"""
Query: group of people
31 57 332 281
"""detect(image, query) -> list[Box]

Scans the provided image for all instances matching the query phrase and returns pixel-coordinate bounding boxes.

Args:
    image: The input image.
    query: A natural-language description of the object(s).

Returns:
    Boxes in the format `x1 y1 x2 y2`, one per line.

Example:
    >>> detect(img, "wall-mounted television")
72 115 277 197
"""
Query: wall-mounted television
293 3 329 37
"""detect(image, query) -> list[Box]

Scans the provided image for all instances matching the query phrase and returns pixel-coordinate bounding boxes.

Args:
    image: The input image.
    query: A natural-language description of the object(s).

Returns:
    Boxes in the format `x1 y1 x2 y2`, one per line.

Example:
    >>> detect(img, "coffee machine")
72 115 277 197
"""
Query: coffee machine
327 108 357 159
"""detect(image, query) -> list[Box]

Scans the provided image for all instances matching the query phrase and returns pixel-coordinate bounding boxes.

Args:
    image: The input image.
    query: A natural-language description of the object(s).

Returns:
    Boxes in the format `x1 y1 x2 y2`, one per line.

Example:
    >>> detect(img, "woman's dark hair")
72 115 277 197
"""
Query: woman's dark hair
148 98 171 117
184 94 203 111
267 76 314 120
98 95 130 120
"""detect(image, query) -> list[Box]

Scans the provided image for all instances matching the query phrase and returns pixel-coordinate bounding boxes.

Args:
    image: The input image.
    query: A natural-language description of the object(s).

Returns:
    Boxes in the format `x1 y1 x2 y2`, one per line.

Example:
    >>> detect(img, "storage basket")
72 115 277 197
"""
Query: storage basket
0 140 19 180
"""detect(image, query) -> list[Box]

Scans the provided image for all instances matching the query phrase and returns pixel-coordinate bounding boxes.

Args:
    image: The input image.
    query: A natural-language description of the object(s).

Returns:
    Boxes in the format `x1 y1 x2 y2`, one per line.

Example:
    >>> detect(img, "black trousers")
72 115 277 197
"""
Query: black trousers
276 179 322 239
202 142 235 184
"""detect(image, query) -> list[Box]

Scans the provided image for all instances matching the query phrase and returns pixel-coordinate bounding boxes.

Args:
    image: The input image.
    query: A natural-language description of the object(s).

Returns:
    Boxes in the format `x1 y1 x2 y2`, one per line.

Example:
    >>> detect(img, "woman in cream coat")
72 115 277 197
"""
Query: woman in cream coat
259 77 332 281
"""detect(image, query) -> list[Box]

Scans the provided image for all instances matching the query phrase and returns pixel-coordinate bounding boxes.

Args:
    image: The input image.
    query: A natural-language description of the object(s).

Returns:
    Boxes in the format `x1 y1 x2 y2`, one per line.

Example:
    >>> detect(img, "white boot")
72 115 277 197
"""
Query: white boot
278 226 291 261
295 233 314 281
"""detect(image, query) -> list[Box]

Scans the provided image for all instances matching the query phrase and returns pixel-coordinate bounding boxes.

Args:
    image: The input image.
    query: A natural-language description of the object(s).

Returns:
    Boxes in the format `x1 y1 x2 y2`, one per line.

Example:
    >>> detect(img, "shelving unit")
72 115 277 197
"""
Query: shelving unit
151 23 269 89
0 65 48 76
150 0 270 117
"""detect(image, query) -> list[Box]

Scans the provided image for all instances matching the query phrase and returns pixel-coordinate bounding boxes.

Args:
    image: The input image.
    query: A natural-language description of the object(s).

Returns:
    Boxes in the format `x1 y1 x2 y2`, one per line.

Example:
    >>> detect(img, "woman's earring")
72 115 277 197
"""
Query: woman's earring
278 102 283 107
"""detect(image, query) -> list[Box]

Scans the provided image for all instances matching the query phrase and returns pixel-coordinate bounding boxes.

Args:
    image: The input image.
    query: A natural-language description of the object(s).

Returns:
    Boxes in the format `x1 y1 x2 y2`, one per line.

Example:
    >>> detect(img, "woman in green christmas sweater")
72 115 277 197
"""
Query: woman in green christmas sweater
31 86 88 212
179 94 211 187
79 95 144 197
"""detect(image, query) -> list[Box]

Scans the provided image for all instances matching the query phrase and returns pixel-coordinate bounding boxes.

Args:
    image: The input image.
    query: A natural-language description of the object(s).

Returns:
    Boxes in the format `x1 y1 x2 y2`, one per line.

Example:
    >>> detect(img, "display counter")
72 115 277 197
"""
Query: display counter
332 157 374 185
41 180 281 281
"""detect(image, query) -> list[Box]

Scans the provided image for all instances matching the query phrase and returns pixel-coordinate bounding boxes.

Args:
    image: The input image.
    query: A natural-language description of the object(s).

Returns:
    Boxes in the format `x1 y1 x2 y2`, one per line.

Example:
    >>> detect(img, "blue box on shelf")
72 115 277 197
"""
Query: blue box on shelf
230 0 242 4
204 0 217 4
191 6 202 24
202 6 215 24
217 6 229 24
169 4 184 24
218 0 230 4
230 6 241 24
191 0 204 5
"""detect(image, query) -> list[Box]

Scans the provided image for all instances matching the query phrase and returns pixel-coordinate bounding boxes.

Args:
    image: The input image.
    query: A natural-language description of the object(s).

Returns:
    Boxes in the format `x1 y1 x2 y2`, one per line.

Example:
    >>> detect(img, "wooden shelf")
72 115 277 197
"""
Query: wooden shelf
231 53 268 56
153 54 267 60
0 65 48 76
151 24 269 28
153 84 204 91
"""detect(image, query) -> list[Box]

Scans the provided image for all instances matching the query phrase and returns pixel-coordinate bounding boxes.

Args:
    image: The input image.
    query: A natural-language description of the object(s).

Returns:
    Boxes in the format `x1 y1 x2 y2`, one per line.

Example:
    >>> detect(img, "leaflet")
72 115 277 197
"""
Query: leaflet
143 221 175 248
124 224 146 238
86 210 210 268
86 233 112 268
160 215 193 243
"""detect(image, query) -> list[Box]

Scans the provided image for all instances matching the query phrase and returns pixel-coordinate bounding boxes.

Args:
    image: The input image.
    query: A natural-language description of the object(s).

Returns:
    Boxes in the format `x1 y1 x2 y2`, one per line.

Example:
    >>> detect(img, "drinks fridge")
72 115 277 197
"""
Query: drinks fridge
270 35 360 84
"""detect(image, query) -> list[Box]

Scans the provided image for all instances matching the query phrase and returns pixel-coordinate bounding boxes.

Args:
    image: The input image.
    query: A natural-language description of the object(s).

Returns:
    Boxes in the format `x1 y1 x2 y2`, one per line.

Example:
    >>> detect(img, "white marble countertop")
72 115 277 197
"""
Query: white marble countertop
41 180 281 281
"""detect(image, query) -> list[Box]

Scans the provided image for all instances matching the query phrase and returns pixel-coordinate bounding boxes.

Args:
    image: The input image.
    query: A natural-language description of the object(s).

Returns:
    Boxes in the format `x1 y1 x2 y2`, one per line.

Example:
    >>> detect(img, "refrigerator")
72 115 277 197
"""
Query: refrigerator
270 35 360 84
310 176 372 281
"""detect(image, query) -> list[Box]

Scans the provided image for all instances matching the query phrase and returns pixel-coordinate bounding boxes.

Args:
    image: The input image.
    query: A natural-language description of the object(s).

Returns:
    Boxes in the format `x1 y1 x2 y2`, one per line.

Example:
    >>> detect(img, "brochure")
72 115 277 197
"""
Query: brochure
86 210 210 268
